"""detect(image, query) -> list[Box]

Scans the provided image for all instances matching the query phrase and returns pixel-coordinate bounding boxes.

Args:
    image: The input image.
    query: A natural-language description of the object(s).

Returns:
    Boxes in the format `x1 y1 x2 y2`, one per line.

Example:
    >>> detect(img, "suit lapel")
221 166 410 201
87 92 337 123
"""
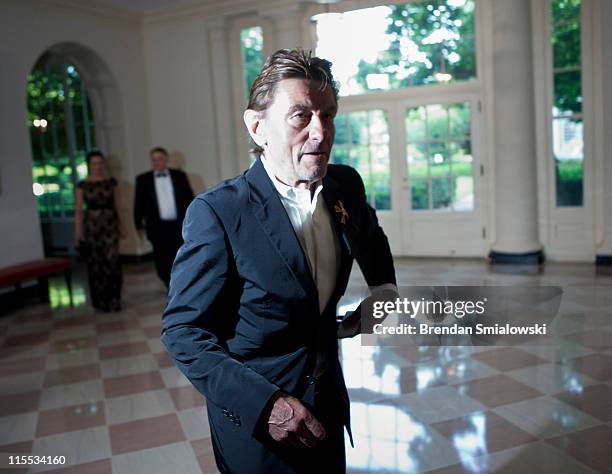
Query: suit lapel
245 159 317 297
147 171 161 218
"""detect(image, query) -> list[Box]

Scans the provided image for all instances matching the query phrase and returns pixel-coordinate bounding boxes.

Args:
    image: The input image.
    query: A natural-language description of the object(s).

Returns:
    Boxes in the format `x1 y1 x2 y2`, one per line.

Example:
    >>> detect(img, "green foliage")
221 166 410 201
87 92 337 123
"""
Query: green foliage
332 111 392 209
241 27 264 103
28 65 95 218
552 0 583 205
356 0 476 91
552 0 582 114
432 177 451 208
404 102 472 210
411 180 429 209
555 159 583 206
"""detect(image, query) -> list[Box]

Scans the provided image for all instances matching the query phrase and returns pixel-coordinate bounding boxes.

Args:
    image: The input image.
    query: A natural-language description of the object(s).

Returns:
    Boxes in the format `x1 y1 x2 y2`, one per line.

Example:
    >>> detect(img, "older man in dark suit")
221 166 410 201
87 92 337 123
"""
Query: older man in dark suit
161 49 396 473
134 147 194 287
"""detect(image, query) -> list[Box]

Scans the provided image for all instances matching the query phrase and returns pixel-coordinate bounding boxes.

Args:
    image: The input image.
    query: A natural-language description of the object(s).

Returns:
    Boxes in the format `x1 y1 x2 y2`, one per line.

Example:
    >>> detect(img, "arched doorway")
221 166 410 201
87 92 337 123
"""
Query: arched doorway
26 43 124 257
28 58 95 255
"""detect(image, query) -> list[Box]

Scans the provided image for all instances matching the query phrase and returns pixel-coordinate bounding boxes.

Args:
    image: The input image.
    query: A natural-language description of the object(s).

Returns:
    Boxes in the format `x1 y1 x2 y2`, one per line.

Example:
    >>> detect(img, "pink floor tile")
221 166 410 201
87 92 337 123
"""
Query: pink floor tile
548 425 612 473
453 374 543 408
99 342 150 361
103 371 164 398
109 413 185 455
44 364 101 388
0 391 40 416
0 357 46 377
36 401 106 437
432 411 538 453
472 348 547 372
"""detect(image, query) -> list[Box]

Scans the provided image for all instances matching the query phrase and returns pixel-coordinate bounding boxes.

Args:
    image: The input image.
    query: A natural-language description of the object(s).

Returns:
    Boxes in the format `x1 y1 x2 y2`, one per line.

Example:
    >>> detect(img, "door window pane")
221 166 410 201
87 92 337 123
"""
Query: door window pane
551 0 583 207
453 176 474 211
411 179 429 210
449 140 473 176
432 177 452 210
427 105 449 140
405 107 426 141
407 143 428 178
240 26 264 104
405 102 473 211
28 64 96 220
553 70 582 115
333 110 391 210
553 117 583 206
448 103 471 137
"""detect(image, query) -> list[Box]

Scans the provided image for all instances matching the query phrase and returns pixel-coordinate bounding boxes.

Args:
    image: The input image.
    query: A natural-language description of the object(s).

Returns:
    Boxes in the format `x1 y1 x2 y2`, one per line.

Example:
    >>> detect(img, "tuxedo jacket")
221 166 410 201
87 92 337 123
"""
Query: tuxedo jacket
133 168 194 239
161 158 395 473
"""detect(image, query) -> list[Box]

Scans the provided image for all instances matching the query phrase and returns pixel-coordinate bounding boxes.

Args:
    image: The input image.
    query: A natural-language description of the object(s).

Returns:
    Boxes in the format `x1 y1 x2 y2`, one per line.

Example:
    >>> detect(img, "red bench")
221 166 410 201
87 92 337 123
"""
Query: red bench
0 258 73 306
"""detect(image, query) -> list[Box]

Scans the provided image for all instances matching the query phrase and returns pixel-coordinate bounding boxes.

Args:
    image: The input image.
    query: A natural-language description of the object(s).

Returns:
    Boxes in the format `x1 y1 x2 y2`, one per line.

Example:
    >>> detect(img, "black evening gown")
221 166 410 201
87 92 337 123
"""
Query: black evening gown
78 178 122 310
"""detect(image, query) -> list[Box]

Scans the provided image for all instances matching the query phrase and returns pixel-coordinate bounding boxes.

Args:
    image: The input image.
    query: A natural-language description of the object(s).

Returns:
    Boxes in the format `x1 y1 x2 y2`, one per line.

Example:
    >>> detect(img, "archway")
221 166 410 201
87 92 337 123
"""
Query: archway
27 42 125 257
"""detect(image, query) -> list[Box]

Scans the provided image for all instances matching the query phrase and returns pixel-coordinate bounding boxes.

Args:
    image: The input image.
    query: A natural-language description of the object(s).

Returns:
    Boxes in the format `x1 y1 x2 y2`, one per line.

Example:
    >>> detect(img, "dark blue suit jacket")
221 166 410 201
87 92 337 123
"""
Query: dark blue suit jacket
161 158 395 472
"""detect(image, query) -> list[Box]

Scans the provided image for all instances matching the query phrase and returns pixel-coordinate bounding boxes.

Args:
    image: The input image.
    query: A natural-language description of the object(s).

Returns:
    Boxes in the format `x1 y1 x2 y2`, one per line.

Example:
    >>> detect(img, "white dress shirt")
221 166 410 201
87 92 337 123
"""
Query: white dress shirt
261 156 341 313
154 171 178 221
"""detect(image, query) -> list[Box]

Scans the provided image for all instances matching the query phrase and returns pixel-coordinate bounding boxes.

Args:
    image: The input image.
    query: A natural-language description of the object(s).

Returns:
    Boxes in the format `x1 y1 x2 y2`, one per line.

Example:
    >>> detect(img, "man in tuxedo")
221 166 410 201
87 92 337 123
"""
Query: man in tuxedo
133 147 194 287
161 49 396 473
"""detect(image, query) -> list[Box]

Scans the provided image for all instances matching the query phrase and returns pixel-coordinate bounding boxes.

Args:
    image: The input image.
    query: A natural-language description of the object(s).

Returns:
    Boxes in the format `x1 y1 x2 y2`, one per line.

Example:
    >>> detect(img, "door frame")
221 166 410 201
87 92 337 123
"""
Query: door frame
336 82 487 256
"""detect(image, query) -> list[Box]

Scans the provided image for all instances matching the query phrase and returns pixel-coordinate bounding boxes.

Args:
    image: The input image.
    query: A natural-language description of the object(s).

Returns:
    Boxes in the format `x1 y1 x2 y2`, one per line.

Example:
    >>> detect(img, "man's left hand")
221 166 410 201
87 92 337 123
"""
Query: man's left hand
266 394 326 449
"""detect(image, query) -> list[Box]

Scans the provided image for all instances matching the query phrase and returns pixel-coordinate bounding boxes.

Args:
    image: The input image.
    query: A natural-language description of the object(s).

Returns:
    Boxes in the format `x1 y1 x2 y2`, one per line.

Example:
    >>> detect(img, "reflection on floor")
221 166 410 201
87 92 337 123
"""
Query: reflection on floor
0 259 610 473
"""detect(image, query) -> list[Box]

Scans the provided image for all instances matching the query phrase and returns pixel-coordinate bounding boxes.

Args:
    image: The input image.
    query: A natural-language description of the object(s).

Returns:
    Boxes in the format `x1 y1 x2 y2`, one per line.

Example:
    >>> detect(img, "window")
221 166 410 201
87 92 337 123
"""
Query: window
551 0 583 207
332 110 391 210
405 102 473 211
28 64 95 220
239 26 264 103
313 0 476 96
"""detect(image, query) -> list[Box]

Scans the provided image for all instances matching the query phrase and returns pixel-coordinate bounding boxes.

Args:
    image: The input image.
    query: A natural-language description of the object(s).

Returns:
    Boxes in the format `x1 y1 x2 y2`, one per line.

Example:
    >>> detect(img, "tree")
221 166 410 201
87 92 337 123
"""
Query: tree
241 27 264 103
552 0 582 115
27 64 95 217
356 0 476 91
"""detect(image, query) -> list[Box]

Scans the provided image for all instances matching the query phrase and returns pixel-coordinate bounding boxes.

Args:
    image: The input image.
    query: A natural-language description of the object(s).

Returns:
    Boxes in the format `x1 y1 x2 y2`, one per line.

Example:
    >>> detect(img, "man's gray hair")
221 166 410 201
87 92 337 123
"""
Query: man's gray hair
247 49 339 156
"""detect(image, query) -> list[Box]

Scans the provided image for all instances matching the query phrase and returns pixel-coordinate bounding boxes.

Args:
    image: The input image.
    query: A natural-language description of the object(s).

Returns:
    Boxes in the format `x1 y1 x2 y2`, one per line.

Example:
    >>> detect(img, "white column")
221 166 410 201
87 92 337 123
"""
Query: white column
489 0 543 263
207 17 239 180
260 4 306 51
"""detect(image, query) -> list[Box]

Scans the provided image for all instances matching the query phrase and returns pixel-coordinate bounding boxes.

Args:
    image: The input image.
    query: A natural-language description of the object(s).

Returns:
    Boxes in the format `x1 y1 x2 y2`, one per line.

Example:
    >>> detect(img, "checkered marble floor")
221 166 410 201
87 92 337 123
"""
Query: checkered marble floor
0 260 610 473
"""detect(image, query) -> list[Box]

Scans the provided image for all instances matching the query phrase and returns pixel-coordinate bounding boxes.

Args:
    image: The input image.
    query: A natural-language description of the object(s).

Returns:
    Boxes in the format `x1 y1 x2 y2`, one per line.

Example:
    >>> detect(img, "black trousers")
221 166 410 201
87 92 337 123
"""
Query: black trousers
149 220 183 288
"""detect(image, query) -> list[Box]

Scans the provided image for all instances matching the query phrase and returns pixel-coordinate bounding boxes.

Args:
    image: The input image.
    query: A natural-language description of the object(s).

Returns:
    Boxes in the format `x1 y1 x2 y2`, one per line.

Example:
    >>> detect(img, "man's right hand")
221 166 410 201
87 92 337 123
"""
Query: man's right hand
266 394 326 449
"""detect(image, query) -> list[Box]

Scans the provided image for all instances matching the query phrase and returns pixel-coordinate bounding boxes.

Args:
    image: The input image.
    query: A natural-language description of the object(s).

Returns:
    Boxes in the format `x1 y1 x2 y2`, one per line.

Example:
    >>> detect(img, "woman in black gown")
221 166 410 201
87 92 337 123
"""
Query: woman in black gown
74 151 124 312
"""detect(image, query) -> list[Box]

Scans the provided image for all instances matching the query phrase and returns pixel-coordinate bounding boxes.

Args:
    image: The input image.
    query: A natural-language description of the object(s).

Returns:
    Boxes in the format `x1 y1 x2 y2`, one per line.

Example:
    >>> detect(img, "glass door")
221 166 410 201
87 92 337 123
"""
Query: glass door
398 95 486 256
331 94 485 257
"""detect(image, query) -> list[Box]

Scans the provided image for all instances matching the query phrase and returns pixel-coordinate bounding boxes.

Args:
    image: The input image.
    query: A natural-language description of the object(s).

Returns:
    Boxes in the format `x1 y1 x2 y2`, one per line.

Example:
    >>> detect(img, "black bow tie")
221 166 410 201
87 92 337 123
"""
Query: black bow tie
155 171 168 178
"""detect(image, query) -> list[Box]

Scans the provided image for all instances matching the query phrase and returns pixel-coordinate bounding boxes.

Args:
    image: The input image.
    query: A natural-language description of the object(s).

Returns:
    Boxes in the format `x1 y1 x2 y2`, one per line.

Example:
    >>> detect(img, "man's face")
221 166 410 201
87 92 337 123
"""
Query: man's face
260 78 337 187
150 151 168 172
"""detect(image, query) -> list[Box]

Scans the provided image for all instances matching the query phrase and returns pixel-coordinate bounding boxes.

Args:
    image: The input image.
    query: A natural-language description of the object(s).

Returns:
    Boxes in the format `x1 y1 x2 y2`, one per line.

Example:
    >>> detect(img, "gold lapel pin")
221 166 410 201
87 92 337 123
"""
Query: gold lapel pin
334 200 349 225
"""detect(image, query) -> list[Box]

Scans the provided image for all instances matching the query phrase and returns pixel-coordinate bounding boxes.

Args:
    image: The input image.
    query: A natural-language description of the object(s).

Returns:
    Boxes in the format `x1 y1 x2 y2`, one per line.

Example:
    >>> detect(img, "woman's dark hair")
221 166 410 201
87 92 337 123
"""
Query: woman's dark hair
86 150 104 166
